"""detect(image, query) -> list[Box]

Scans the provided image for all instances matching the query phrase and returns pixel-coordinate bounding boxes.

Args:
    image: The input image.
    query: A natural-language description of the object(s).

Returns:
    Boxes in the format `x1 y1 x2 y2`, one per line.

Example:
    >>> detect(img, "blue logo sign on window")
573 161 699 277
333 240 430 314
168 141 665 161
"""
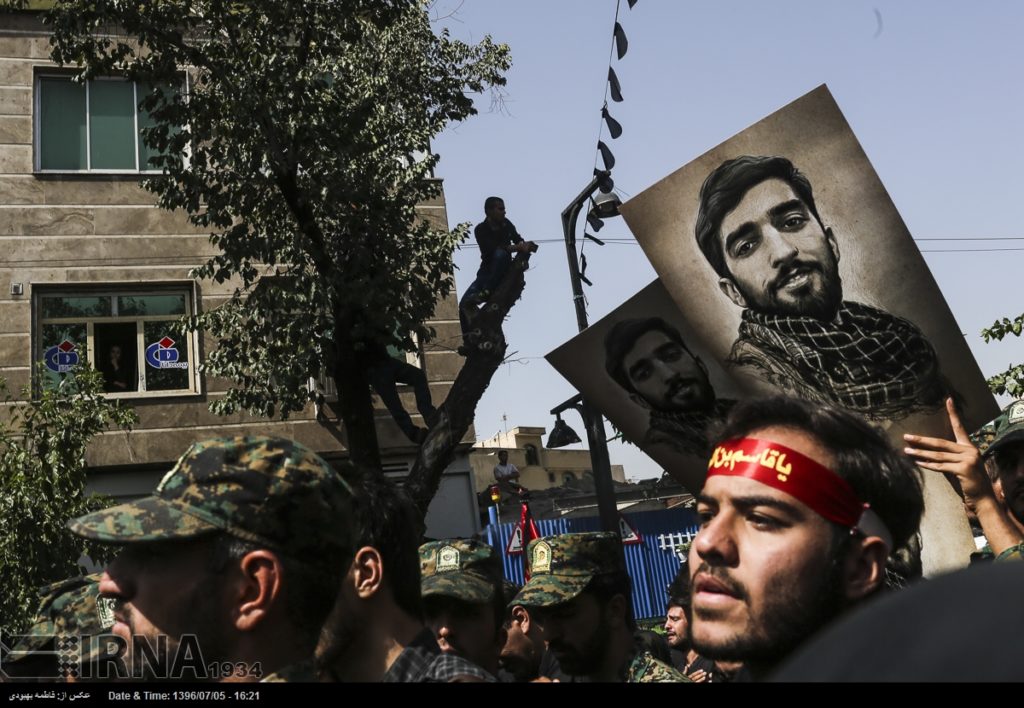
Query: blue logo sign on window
145 336 188 370
44 340 80 373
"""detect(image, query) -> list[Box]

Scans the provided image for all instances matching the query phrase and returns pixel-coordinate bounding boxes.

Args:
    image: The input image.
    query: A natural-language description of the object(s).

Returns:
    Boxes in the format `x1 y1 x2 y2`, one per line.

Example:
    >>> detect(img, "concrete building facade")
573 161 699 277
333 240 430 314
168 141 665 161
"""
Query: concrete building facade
470 425 627 493
0 11 479 537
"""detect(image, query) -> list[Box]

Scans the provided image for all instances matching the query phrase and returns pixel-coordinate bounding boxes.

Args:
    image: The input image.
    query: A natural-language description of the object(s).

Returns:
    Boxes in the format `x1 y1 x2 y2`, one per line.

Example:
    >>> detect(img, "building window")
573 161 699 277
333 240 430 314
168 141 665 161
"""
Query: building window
35 75 178 173
563 472 575 485
547 471 556 484
35 287 199 397
524 444 539 466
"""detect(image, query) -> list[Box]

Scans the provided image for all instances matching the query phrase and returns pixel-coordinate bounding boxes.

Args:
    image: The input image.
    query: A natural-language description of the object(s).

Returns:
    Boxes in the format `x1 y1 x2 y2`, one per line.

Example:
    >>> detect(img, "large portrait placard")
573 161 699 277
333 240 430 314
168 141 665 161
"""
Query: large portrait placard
547 279 743 493
617 85 997 573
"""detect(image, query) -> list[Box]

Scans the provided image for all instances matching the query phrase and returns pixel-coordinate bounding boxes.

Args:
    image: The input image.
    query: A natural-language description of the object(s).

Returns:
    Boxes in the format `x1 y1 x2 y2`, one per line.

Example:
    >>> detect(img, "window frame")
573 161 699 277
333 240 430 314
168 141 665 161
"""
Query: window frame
33 282 203 399
33 71 186 175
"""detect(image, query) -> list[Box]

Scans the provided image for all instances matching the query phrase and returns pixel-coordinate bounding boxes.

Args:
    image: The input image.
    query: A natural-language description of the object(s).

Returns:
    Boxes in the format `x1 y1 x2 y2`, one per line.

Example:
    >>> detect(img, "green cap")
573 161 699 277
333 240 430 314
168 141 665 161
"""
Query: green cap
10 575 119 666
983 400 1024 459
514 532 623 608
501 579 522 608
419 538 502 604
69 436 354 557
971 420 998 455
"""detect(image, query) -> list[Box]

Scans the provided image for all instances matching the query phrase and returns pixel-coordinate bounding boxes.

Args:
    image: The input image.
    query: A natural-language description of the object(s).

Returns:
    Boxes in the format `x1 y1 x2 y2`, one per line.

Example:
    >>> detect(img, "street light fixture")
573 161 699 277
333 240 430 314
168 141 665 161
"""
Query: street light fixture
557 171 622 533
546 415 583 449
590 191 622 220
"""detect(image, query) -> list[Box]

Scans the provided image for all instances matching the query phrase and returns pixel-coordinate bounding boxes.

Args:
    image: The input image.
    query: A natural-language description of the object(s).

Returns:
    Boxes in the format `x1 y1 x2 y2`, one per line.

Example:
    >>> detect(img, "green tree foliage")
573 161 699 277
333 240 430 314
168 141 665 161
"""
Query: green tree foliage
982 313 1024 397
46 1 511 470
0 366 137 636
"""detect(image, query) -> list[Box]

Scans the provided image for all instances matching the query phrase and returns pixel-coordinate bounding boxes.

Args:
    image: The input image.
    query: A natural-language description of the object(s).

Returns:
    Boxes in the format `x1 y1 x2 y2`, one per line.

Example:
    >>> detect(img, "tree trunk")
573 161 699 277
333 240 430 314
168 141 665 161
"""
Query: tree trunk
332 313 383 471
405 252 532 519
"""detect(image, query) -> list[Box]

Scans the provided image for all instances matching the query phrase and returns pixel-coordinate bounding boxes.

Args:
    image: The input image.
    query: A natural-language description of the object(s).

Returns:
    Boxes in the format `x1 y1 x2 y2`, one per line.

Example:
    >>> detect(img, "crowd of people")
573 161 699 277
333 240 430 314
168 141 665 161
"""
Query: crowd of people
4 390 1023 684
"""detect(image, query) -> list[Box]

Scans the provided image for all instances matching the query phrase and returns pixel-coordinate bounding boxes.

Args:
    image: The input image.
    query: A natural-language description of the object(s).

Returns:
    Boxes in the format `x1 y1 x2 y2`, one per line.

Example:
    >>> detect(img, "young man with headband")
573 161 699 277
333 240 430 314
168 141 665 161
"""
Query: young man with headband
689 395 924 679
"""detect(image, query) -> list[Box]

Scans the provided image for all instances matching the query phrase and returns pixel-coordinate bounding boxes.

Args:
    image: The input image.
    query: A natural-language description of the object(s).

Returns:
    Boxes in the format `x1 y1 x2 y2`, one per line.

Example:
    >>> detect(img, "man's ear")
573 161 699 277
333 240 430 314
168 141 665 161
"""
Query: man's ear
826 227 840 263
351 546 384 600
993 477 1007 505
842 535 888 602
718 277 748 309
235 550 284 632
511 605 530 632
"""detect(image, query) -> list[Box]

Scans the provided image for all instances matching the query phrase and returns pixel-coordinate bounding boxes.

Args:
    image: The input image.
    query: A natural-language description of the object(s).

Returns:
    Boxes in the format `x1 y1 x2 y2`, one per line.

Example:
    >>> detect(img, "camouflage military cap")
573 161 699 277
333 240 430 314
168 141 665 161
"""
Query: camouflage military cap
970 419 998 455
502 579 522 608
9 574 119 666
513 532 623 608
984 400 1024 459
420 538 503 604
69 436 354 557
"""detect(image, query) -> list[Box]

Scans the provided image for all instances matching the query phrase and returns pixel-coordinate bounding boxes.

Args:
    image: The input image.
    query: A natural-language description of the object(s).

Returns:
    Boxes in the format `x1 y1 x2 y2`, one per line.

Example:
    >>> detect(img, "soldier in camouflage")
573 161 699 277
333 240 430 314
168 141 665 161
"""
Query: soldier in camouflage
905 398 1024 562
3 574 124 681
419 538 506 677
68 436 355 683
512 532 686 683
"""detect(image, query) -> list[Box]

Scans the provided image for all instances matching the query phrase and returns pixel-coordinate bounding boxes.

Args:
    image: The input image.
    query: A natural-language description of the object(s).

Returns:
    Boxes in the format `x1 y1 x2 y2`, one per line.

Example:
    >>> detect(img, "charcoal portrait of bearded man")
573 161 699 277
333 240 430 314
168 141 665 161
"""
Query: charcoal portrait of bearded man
693 155 947 420
604 316 735 458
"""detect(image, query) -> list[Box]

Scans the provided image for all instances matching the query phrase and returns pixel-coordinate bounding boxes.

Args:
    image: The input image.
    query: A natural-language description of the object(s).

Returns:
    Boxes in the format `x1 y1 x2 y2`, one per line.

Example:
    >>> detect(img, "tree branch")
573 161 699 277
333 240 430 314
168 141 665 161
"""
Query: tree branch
405 252 532 518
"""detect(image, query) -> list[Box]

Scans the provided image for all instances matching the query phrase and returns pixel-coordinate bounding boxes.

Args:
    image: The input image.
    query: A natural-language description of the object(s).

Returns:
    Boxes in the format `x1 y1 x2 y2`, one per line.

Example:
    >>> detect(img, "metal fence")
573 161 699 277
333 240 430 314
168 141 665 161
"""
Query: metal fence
484 507 700 620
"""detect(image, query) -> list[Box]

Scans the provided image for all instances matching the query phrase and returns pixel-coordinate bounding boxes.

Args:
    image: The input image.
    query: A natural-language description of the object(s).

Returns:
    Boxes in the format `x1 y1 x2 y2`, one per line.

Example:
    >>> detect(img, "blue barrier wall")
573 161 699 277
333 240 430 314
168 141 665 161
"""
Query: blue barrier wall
484 507 700 620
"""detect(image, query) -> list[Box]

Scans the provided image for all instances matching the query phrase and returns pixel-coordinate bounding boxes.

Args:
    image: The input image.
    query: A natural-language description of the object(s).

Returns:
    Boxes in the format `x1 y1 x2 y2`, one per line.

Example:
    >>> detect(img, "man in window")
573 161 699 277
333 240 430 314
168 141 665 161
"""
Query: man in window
100 344 133 393
689 395 924 679
694 155 947 421
604 316 734 459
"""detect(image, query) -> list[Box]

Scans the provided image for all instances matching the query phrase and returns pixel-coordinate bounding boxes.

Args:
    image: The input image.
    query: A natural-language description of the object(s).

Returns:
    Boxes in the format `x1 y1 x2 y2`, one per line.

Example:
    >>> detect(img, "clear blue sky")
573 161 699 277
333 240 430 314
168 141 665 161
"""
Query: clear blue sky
432 0 1024 481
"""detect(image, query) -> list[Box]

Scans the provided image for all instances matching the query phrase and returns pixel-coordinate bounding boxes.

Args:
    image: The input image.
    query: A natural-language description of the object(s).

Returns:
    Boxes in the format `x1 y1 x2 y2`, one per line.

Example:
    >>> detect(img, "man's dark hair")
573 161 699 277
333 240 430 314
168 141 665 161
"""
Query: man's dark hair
584 571 636 632
604 317 695 394
665 565 691 612
695 155 824 278
484 196 504 212
336 465 425 620
208 534 343 647
708 395 924 553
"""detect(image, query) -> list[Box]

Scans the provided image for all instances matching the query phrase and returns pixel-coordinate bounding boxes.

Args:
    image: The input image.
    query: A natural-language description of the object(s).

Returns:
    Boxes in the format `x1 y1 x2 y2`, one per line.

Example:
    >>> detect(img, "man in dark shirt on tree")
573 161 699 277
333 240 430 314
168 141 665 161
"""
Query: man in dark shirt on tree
459 197 537 348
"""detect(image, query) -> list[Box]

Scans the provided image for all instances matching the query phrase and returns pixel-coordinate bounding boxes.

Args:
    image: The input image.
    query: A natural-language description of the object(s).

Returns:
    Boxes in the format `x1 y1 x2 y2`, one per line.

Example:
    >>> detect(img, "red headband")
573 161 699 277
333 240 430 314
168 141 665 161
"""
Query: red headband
707 438 890 547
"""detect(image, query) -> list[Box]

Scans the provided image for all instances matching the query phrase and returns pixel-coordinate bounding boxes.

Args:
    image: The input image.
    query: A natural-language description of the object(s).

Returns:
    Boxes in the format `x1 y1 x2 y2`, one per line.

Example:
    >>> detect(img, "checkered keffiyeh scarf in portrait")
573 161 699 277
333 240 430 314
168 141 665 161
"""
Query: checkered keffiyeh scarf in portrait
643 399 736 458
735 301 945 419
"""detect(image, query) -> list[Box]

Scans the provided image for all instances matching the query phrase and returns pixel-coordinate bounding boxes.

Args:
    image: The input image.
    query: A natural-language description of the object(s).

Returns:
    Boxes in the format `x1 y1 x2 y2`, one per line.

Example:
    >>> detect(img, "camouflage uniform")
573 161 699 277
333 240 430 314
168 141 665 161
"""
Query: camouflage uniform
627 649 690 683
977 401 1024 563
261 660 318 683
513 532 687 683
6 574 123 681
68 436 355 683
995 544 1024 562
417 538 502 681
